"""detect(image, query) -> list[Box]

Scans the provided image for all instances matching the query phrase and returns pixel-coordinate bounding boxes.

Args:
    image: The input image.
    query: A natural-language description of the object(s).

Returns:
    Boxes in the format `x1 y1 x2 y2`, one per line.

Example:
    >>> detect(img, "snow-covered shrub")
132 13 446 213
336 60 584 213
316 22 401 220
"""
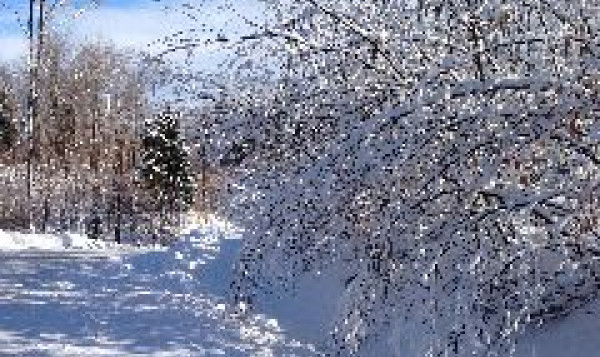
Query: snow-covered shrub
213 0 599 356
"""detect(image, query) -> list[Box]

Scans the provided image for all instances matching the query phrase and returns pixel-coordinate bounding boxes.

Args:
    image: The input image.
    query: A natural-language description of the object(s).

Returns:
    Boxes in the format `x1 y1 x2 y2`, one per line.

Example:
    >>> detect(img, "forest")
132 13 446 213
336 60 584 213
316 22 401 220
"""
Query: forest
0 0 598 356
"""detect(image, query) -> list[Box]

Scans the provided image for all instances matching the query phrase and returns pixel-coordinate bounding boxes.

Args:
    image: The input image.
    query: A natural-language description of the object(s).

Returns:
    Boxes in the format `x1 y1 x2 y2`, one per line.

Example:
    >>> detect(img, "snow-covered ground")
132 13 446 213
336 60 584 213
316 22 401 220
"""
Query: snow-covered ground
0 230 113 251
0 221 598 357
0 220 325 357
512 298 600 357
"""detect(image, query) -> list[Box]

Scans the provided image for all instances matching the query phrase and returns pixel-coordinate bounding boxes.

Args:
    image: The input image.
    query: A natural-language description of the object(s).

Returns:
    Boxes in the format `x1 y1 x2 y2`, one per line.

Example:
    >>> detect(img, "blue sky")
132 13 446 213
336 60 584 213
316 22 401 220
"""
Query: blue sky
0 0 268 65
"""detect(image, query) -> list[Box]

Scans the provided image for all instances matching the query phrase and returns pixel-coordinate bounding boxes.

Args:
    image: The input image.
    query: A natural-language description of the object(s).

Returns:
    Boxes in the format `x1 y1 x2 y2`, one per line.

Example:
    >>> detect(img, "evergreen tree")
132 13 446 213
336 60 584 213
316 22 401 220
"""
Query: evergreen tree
0 88 17 149
141 107 195 216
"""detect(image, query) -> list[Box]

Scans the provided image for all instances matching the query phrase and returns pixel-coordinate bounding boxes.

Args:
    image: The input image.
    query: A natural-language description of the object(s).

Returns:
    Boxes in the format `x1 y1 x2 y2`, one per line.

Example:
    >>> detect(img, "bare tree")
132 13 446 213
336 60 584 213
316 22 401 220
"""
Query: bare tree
0 30 153 240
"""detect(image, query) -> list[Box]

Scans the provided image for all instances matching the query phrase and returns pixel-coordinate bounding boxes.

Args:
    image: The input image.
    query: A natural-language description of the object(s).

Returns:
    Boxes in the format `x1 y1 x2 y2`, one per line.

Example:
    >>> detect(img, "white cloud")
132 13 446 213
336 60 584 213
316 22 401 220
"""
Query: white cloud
73 0 267 63
0 36 27 63
75 6 184 52
1 0 268 68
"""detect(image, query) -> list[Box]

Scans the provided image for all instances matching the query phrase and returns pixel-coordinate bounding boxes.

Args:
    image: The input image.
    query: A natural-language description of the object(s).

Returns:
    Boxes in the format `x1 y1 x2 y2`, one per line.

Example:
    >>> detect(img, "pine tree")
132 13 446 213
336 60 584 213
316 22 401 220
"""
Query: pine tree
141 108 194 218
0 88 17 150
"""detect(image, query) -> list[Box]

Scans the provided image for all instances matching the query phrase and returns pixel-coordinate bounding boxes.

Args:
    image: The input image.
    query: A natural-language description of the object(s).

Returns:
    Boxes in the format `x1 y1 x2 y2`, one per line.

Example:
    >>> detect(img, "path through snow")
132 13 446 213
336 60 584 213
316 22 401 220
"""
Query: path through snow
0 224 324 357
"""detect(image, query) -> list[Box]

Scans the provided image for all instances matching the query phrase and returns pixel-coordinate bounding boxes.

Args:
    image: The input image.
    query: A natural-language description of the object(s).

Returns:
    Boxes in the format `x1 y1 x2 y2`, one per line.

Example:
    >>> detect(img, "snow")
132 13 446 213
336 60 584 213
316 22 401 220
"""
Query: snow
512 299 600 357
0 218 324 357
251 262 347 349
0 219 598 356
0 231 106 251
0 229 160 254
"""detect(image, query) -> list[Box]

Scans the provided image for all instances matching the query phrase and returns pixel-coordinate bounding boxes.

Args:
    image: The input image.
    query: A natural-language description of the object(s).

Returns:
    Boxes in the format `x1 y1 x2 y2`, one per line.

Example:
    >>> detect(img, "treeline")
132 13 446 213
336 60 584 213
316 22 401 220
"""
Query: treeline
0 33 197 243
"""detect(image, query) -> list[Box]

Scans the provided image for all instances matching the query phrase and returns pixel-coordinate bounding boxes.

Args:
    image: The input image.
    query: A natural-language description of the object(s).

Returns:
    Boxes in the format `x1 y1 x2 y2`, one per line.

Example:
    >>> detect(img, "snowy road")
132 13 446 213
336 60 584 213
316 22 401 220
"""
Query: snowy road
0 229 324 357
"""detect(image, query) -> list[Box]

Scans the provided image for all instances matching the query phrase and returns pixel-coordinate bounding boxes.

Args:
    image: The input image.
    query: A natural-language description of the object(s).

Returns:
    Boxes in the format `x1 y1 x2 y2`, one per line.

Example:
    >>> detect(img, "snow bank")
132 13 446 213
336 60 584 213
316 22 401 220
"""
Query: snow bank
0 229 167 256
251 263 348 349
0 230 111 251
512 298 600 357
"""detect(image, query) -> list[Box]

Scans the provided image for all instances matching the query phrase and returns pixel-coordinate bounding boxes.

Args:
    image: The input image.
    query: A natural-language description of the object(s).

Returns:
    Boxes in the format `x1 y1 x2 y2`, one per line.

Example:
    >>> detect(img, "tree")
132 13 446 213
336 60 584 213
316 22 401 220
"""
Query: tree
0 86 17 150
157 0 597 354
0 29 153 238
141 107 195 223
190 1 600 356
30 34 149 237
